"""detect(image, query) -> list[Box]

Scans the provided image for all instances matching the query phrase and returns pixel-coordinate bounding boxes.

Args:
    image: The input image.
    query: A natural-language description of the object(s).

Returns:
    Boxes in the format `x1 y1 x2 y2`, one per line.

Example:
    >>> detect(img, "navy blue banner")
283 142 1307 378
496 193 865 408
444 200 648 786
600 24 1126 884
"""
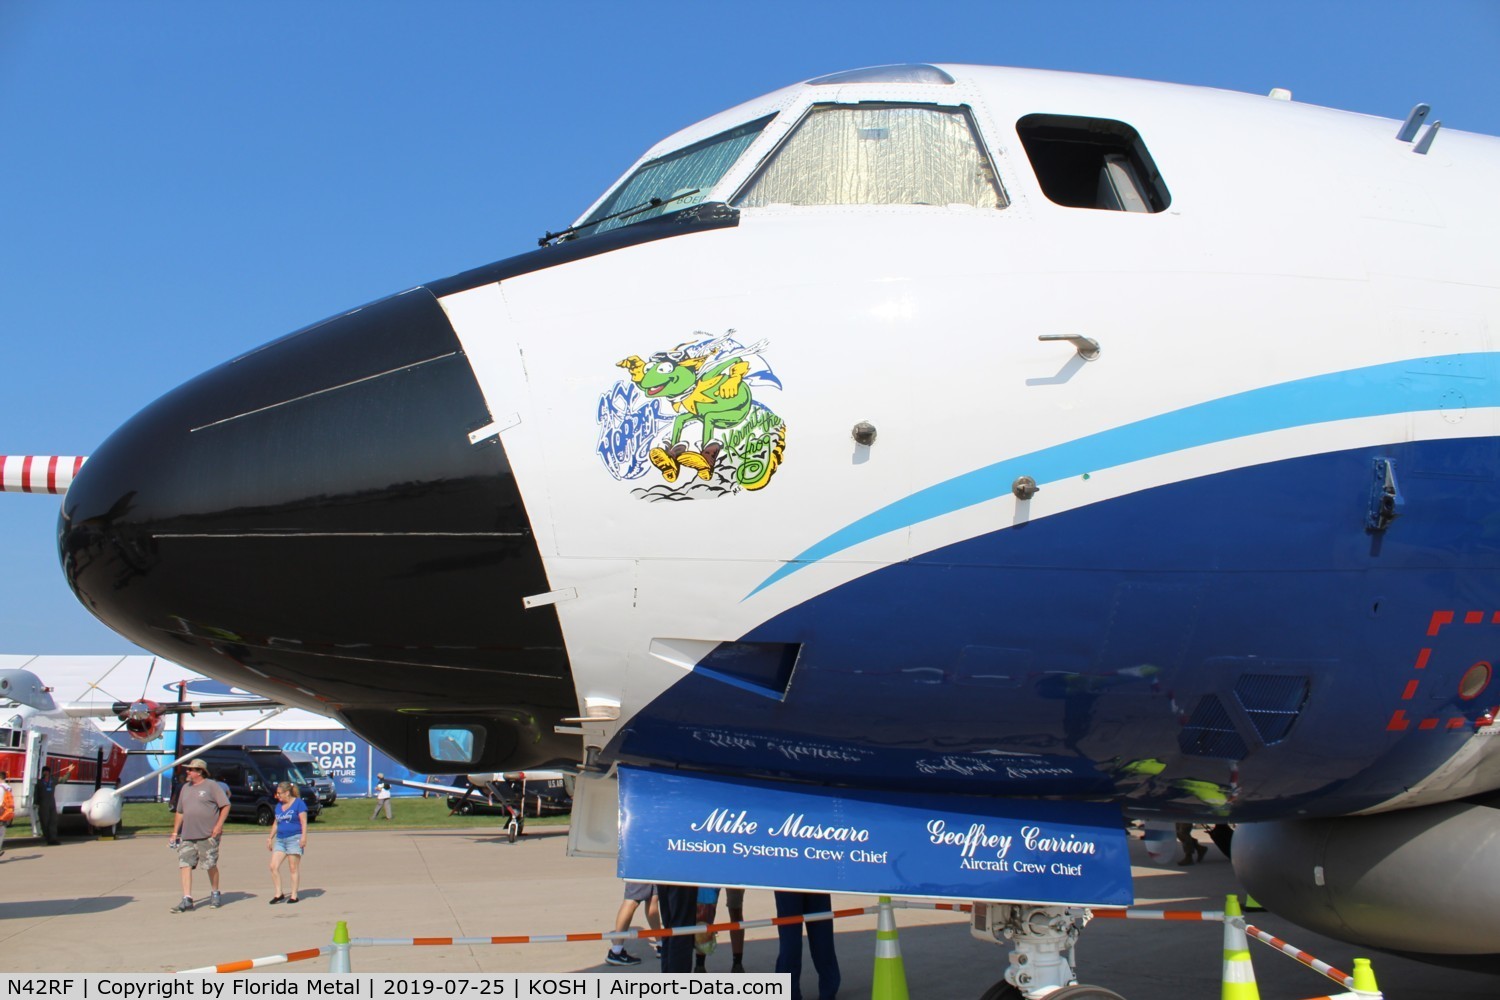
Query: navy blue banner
619 767 1132 906
119 729 426 798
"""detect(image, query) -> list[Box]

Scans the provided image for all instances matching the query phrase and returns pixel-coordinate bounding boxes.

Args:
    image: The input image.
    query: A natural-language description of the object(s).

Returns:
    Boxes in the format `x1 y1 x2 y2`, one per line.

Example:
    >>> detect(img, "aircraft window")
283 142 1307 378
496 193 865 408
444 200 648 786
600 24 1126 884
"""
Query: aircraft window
579 116 773 237
1016 114 1170 212
429 725 483 764
0 726 17 748
736 104 1006 209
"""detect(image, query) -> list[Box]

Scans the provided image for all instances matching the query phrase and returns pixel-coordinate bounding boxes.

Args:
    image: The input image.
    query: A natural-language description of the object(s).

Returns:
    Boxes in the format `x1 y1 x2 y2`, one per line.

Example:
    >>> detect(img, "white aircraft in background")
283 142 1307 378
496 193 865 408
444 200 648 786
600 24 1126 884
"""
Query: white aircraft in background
14 64 1500 996
376 770 572 843
0 666 128 836
0 664 282 835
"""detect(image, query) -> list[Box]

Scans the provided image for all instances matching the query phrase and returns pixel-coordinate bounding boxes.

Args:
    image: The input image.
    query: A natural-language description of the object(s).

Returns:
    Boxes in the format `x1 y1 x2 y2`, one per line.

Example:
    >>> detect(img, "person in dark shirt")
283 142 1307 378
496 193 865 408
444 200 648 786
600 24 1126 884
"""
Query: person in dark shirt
774 890 840 1000
657 884 698 973
34 763 75 845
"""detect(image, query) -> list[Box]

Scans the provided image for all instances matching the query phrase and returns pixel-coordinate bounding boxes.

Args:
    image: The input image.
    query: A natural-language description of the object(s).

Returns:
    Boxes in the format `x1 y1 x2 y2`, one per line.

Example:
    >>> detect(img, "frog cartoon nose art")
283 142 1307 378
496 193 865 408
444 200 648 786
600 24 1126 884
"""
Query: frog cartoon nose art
601 332 787 499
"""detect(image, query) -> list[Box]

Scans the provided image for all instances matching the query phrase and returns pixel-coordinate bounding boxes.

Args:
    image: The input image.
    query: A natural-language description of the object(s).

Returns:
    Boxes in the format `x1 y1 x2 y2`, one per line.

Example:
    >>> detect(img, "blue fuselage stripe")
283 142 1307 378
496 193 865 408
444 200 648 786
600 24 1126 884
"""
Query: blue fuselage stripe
749 353 1497 596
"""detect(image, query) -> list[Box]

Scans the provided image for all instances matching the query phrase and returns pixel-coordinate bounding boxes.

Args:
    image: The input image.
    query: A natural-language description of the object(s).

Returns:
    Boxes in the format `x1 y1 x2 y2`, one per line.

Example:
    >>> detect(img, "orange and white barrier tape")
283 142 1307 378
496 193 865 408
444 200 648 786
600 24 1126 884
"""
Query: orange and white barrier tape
354 905 881 949
179 947 327 974
893 900 1226 922
891 900 973 914
1093 907 1226 921
176 904 880 973
179 898 1366 986
1245 923 1354 990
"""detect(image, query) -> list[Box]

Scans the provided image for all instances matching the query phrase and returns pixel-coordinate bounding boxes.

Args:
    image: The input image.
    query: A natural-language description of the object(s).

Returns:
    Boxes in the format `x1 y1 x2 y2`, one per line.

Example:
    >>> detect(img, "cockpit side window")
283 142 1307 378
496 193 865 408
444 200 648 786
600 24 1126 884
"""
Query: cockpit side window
1017 114 1171 213
735 104 1006 209
580 116 773 237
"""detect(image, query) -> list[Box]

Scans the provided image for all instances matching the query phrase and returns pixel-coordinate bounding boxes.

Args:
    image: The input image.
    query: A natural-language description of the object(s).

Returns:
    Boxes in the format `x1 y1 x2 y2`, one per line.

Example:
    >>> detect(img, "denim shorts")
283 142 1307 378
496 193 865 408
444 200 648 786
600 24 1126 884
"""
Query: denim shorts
272 835 304 856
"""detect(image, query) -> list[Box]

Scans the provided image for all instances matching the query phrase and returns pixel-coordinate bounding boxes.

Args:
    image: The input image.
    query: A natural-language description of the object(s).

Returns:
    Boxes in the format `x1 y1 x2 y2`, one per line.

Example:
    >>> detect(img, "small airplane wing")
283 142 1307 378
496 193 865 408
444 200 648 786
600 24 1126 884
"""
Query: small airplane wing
376 773 484 798
59 697 284 719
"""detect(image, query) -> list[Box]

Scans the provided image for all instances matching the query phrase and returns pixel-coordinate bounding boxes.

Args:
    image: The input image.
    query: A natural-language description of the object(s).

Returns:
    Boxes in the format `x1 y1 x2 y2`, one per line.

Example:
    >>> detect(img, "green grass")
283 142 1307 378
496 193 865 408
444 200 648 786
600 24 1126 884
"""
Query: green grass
120 797 569 836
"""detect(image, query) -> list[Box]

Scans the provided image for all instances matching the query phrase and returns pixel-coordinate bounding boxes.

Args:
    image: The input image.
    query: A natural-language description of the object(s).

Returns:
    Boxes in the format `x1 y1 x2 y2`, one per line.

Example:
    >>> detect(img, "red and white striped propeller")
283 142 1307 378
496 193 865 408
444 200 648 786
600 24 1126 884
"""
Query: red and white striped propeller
0 455 86 494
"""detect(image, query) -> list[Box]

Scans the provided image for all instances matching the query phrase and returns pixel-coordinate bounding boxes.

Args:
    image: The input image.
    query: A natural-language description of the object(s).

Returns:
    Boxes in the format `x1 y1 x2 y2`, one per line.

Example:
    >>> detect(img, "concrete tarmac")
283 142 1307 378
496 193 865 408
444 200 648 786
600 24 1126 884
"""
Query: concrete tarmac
0 823 1494 998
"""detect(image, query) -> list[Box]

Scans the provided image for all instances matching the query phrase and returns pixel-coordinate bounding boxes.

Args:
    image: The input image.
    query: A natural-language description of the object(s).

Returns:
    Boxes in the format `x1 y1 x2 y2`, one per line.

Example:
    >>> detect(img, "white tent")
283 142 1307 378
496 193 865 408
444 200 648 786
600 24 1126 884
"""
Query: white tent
0 654 410 799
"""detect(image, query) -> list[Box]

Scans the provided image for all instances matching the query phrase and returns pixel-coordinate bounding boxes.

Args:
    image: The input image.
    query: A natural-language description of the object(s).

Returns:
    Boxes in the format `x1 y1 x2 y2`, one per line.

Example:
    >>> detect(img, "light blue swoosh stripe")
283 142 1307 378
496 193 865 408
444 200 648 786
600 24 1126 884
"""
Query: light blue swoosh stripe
748 353 1498 598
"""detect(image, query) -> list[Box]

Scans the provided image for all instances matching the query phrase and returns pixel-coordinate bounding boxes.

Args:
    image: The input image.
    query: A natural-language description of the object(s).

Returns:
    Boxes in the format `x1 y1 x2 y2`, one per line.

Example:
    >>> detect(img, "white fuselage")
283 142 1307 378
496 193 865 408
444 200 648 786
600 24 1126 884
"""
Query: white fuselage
436 66 1500 814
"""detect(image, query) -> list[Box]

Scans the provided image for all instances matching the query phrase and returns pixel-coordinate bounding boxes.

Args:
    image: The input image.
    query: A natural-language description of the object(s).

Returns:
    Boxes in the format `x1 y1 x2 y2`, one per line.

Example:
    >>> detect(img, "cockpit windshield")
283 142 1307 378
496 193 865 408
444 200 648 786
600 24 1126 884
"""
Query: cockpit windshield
577 116 772 237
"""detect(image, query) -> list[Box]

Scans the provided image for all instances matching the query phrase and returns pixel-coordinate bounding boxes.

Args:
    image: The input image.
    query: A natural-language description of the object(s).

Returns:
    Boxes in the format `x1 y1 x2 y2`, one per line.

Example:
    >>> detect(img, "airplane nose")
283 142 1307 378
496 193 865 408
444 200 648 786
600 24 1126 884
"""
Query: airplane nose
60 287 577 770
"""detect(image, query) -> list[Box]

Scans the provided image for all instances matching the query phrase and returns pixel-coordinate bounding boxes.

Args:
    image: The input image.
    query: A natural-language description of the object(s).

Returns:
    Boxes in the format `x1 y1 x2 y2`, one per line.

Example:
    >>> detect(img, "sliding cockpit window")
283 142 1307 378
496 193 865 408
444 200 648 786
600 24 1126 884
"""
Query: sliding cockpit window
578 116 773 237
735 104 1007 209
1017 114 1171 213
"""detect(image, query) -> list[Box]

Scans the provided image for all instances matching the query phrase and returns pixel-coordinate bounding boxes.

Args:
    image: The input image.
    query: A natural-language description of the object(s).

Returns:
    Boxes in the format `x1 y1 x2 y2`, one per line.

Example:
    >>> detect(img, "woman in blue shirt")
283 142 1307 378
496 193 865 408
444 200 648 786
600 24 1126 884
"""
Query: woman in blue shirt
266 782 308 903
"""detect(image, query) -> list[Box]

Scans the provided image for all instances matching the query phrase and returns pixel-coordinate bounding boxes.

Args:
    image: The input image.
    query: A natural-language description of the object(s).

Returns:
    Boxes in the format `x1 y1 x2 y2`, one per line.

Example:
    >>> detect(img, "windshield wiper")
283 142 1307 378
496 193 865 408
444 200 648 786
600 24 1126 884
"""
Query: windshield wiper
538 188 702 247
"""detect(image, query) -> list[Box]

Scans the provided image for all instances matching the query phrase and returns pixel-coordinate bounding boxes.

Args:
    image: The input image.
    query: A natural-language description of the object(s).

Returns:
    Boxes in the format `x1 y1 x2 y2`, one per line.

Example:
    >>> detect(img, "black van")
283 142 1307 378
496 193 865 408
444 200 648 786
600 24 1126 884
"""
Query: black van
177 745 323 826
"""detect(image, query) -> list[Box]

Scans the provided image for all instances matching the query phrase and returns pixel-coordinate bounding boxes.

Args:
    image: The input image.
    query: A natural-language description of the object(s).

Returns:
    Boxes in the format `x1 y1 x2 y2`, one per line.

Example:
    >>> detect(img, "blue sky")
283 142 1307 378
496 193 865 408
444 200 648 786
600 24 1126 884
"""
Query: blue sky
2 1 1497 656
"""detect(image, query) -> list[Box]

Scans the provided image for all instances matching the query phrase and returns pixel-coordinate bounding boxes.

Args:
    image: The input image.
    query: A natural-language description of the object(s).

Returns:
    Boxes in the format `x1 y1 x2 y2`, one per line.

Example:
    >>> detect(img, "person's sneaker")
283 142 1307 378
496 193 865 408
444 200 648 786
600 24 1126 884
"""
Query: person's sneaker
171 897 194 913
731 960 745 973
650 941 662 958
605 948 642 966
211 891 222 909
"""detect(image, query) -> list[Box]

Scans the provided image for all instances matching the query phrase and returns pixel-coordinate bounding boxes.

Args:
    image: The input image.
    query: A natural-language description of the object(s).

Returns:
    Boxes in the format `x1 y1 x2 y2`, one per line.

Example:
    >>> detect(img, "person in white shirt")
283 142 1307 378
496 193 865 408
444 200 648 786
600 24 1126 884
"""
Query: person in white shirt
370 781 392 820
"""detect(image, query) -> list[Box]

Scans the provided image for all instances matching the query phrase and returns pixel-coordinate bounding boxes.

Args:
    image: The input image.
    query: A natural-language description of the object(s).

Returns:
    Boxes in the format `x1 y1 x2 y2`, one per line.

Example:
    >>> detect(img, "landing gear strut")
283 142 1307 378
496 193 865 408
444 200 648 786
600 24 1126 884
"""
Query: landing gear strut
971 903 1126 999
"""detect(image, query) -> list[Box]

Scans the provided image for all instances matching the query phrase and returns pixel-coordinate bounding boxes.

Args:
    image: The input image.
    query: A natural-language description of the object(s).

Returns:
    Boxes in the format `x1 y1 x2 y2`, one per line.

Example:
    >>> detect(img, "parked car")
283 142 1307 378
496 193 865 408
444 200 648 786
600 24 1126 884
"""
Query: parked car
170 745 322 826
284 751 337 805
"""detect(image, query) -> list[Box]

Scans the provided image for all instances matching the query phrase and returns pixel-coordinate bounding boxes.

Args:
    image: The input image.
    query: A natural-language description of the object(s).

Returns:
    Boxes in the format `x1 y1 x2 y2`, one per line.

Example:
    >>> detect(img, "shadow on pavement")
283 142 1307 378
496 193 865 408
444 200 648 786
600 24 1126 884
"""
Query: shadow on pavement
1 896 134 920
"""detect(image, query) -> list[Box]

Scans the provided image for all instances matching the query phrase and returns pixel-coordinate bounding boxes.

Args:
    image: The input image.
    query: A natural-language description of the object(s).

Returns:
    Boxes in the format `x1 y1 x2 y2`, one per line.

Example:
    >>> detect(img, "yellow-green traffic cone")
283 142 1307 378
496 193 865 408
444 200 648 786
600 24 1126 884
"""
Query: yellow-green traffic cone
1350 957 1382 998
871 896 909 1000
1221 895 1259 1000
329 919 352 973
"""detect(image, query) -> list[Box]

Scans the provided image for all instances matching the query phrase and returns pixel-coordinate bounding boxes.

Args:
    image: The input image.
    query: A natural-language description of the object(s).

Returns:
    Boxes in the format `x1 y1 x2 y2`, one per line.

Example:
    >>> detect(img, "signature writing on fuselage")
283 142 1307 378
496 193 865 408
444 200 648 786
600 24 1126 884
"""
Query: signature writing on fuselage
927 820 1099 860
689 807 871 842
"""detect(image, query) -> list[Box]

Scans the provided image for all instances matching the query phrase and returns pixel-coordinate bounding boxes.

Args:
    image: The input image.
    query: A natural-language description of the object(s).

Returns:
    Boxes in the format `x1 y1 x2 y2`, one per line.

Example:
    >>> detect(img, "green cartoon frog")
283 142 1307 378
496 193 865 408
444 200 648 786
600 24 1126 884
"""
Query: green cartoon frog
617 347 785 491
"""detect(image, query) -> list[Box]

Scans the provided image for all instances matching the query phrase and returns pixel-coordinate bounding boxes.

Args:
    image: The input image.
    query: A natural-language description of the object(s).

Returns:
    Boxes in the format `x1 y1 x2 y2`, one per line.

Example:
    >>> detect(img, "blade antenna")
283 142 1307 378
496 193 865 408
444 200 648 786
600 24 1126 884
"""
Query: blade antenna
83 654 131 707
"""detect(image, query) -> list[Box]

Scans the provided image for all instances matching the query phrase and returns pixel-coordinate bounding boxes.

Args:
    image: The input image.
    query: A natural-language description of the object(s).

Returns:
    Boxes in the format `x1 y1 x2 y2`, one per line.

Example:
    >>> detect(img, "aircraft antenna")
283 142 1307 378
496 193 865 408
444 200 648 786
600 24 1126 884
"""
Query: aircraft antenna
1413 121 1442 155
82 654 131 707
1395 103 1431 143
